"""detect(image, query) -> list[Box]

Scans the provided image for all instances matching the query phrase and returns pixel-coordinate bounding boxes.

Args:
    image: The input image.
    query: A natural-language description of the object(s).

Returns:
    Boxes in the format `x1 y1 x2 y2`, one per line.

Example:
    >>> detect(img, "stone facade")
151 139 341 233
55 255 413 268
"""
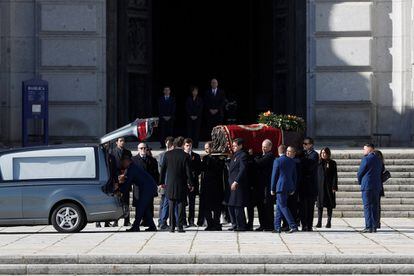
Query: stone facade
0 0 106 144
307 0 413 145
1 0 413 145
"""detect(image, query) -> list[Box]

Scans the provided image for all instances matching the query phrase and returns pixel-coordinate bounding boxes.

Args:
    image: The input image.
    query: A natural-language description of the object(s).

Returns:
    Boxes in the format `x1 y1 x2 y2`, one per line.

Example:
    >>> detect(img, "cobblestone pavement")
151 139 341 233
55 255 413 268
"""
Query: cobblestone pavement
0 218 413 256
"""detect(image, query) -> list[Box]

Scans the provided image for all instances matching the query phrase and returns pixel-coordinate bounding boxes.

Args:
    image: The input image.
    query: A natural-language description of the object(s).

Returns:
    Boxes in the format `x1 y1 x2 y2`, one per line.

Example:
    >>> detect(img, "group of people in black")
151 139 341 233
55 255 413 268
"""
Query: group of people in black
99 134 342 233
99 135 386 234
158 78 234 149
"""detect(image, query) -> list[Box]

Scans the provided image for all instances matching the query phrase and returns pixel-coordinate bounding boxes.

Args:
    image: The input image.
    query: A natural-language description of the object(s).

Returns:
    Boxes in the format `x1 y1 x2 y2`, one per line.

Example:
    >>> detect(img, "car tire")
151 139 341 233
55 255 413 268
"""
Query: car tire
51 203 86 233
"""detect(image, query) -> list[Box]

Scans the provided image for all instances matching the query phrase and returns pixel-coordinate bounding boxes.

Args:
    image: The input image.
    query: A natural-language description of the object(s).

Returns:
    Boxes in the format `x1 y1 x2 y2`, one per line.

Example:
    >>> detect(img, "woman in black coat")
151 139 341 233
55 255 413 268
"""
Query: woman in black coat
316 147 338 228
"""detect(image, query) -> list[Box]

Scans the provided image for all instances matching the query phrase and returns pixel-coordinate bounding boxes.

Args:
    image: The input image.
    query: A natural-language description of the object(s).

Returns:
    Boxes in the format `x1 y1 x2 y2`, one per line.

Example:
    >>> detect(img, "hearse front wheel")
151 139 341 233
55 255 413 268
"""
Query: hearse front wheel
51 203 85 233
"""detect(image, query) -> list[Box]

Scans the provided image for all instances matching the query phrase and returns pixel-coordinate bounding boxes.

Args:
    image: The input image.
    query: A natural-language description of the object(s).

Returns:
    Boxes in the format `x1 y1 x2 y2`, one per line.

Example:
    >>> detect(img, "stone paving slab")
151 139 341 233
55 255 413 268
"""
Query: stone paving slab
0 218 413 256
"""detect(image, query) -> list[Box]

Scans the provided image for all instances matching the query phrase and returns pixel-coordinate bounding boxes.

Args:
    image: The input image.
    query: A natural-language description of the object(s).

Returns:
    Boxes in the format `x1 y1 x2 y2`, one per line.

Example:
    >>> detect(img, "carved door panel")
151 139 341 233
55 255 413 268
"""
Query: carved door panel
118 0 152 125
273 0 306 117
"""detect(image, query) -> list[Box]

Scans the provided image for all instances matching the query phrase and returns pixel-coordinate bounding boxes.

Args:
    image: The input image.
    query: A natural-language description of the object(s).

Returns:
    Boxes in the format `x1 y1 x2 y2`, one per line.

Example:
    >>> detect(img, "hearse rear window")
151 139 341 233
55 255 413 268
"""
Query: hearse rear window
0 147 96 181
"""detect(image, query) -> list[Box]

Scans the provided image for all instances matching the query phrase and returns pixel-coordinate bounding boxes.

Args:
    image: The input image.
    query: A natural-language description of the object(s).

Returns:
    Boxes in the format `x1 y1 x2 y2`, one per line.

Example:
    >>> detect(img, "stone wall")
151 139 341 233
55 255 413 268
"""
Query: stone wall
0 0 106 144
307 0 413 145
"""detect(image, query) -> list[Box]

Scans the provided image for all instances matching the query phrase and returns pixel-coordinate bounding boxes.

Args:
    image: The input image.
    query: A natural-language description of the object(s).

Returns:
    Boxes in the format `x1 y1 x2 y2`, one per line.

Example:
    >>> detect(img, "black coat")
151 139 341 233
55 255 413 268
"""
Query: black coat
185 96 203 118
200 154 226 207
226 150 249 207
159 96 176 117
251 152 275 204
316 160 338 209
160 148 194 201
132 155 160 183
103 151 118 194
299 149 319 199
120 162 158 207
132 155 160 204
204 88 226 116
188 152 202 194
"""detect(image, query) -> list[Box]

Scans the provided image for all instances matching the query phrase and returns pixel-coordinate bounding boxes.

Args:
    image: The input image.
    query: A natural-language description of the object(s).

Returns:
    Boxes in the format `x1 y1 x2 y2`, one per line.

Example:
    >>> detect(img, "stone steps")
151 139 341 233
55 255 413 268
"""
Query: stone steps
140 150 414 219
2 254 414 275
337 165 414 172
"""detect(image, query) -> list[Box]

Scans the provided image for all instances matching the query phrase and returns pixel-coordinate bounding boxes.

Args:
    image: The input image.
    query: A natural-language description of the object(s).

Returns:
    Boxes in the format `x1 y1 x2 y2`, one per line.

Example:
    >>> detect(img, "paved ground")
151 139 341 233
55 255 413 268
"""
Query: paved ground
0 218 414 256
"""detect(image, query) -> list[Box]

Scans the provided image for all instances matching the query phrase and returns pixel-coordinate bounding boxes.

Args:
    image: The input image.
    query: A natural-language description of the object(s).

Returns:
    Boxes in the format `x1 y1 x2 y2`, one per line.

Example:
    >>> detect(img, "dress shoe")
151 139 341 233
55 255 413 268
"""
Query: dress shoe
325 221 331 228
281 226 290 232
214 226 222 231
234 229 246 232
315 222 322 228
104 222 112 227
204 226 214 231
177 228 185 233
255 227 264 231
307 227 313 232
95 222 101 228
287 228 298 234
227 227 236 231
185 223 197 228
372 228 377 233
169 227 175 233
126 227 140 232
124 221 132 227
272 229 281 233
301 226 308 232
145 227 157 232
159 224 169 231
362 228 373 233
112 221 119 227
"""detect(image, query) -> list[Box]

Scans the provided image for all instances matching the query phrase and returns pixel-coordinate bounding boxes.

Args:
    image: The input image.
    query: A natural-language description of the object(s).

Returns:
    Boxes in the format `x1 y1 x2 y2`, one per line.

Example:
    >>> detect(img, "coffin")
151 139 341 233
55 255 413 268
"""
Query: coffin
211 124 304 154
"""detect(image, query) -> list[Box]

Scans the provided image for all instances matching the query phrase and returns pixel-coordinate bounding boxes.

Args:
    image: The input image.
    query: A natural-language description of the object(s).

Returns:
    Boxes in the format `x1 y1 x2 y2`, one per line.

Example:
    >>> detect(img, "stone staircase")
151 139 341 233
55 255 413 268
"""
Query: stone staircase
133 149 414 219
2 254 414 275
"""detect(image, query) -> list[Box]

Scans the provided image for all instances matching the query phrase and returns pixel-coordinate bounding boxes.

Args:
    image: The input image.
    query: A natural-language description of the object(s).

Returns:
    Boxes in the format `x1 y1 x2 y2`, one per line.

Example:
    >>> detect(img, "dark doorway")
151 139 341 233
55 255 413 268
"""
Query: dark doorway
106 0 307 135
152 0 273 136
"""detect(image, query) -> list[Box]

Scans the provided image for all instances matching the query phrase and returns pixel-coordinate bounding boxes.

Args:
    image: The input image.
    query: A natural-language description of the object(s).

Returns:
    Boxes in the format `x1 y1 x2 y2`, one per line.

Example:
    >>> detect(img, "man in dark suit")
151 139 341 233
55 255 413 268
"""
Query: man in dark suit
132 142 159 227
201 141 225 231
111 137 132 227
250 139 275 231
186 87 203 148
183 138 202 227
204 79 226 135
118 151 158 232
299 137 319 231
160 137 195 233
226 138 249 231
158 86 176 148
358 143 382 233
271 145 298 233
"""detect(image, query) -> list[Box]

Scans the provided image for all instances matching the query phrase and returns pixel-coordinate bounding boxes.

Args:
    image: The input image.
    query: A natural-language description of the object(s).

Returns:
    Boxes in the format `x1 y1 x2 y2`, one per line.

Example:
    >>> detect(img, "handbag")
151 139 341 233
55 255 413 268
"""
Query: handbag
381 170 391 183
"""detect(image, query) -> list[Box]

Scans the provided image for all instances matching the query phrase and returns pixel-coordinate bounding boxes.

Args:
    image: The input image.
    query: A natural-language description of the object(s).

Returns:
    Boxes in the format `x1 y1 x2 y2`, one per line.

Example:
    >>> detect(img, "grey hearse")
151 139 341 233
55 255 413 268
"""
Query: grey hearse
0 118 158 233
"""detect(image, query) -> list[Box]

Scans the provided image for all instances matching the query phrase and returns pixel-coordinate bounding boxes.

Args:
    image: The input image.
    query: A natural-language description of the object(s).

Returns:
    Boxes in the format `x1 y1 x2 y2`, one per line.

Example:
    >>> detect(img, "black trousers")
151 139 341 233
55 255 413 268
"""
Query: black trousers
228 206 247 230
247 205 255 229
169 199 185 229
187 117 201 148
121 190 130 224
299 197 315 229
204 204 221 229
187 192 196 224
159 119 174 147
197 194 205 226
257 199 274 230
317 207 333 222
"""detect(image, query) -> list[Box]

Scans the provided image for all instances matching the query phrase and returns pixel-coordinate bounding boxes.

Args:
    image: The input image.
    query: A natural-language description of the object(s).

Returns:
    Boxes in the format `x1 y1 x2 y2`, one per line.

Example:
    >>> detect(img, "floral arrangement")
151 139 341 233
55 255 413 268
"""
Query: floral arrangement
258 111 306 132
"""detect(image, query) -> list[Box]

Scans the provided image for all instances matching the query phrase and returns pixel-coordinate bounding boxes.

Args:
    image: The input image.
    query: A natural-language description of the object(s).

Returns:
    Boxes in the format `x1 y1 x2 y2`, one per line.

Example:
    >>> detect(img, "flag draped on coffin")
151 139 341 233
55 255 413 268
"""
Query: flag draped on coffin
211 124 283 155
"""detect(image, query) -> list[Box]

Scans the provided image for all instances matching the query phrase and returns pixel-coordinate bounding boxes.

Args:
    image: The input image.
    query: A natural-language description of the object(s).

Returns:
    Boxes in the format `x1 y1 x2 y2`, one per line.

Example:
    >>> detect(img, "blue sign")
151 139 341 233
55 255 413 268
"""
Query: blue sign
22 79 49 146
